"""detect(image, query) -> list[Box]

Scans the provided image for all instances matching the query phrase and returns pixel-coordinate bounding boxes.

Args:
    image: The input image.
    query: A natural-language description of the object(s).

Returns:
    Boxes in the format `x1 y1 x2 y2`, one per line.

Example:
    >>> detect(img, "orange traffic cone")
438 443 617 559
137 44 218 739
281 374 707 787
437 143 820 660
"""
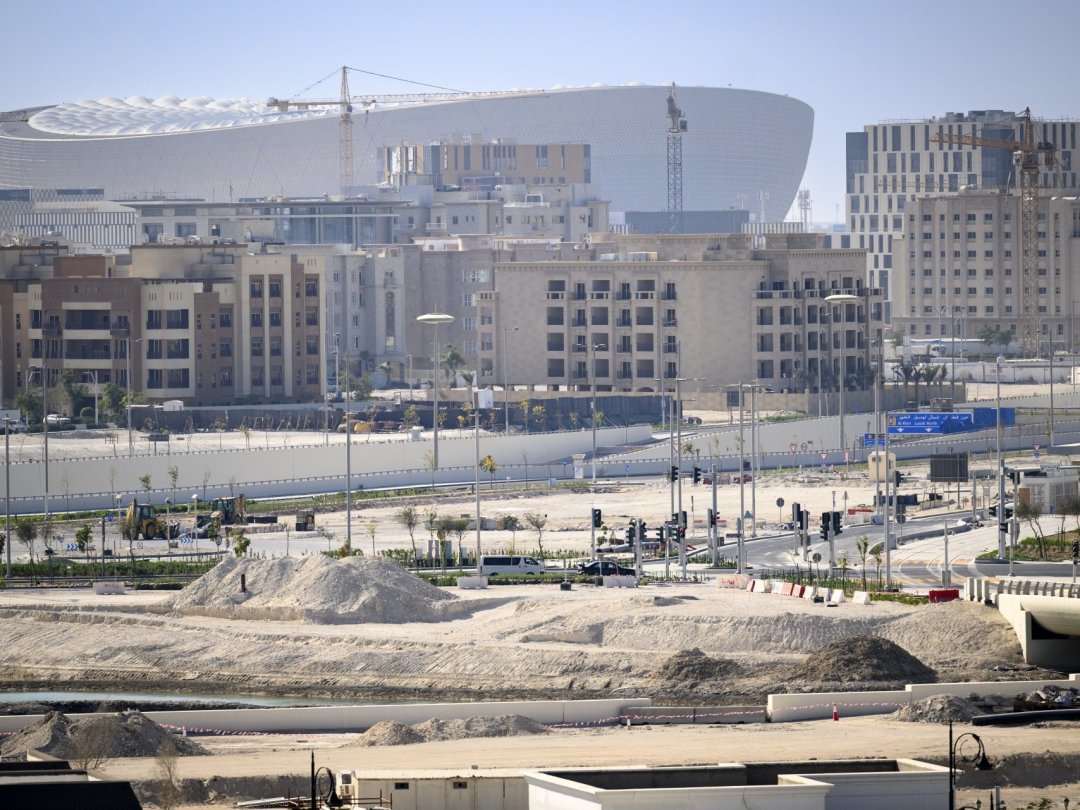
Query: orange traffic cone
832 703 839 721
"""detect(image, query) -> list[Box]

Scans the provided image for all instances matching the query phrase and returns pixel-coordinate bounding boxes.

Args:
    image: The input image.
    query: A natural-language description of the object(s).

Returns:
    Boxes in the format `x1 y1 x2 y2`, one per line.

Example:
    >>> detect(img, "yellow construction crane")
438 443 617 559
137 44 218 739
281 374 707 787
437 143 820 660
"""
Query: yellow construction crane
267 66 533 192
930 108 1056 356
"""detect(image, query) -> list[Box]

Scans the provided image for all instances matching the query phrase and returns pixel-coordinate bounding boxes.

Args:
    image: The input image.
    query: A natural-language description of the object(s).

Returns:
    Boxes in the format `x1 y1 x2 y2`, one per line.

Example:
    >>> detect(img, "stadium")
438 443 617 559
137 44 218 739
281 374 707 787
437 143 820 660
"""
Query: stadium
0 85 813 219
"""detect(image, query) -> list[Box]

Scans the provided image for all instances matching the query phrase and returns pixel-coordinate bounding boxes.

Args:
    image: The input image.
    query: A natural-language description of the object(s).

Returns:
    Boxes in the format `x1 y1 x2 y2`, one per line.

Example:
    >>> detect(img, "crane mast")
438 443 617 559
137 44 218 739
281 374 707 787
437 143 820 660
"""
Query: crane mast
666 84 687 234
930 108 1056 356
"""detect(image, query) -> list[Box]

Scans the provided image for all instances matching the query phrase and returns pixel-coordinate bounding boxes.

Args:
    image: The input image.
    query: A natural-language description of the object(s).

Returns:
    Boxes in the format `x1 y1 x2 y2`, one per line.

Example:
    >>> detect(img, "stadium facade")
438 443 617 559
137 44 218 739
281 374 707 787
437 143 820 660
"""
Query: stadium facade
0 85 813 221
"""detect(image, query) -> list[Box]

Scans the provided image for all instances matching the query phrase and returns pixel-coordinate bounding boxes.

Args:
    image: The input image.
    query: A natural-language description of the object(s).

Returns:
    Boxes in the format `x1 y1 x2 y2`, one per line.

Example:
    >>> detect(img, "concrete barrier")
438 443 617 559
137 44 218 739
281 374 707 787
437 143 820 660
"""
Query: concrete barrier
93 581 125 595
603 575 637 588
457 576 488 589
625 705 767 725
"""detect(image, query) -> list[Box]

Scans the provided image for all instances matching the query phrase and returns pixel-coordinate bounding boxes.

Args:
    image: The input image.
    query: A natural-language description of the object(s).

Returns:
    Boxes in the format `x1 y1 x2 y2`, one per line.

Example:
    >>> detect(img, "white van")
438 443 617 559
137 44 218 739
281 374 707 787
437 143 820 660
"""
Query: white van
478 555 545 577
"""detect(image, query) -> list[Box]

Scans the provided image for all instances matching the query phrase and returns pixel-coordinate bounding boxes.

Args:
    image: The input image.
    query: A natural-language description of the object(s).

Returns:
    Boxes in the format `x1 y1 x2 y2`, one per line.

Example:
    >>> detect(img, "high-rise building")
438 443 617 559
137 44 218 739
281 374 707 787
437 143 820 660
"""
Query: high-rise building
845 111 1079 314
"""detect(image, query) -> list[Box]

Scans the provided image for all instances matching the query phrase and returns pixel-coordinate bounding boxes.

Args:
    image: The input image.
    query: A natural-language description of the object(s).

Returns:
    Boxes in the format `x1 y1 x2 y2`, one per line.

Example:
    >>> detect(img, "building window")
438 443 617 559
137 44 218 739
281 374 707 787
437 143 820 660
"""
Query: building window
250 280 263 298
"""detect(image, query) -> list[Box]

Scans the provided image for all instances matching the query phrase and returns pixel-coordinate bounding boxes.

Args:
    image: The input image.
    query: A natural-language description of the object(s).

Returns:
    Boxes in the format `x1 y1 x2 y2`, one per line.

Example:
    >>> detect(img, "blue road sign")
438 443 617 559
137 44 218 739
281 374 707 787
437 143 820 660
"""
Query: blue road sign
863 433 886 447
887 412 975 435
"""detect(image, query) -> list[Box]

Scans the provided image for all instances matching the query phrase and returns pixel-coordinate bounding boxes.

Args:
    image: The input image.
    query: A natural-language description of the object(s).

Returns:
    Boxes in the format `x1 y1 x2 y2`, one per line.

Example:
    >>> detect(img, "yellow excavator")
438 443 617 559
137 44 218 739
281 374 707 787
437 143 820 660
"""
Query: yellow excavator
197 495 248 528
125 499 180 540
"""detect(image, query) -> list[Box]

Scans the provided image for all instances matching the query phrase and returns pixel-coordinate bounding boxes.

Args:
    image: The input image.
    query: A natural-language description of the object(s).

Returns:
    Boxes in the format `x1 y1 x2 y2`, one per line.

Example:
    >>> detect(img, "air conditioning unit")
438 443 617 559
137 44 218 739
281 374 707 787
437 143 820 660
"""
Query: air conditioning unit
337 770 358 801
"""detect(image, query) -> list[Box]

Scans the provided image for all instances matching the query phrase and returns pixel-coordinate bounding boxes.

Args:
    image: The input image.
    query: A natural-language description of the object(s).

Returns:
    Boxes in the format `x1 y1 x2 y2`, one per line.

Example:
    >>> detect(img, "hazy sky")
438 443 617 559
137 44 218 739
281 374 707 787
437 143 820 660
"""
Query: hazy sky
4 0 1079 220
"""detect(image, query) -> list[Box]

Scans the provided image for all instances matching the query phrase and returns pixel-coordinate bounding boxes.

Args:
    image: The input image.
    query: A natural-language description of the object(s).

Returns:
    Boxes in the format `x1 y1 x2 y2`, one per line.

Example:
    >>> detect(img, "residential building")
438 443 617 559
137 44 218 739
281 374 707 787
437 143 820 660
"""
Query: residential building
0 242 326 408
890 189 1080 349
845 111 1079 313
485 233 880 393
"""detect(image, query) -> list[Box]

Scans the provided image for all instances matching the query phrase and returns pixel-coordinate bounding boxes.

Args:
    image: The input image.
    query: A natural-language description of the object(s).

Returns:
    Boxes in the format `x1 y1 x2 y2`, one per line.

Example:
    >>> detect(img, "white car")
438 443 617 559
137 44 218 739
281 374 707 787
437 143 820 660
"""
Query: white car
45 414 71 425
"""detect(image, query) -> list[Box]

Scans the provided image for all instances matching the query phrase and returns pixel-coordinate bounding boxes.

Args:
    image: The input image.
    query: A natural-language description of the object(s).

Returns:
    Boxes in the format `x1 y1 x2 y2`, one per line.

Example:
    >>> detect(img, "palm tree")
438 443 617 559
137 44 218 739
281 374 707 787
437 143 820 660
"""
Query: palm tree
856 536 870 590
480 455 498 489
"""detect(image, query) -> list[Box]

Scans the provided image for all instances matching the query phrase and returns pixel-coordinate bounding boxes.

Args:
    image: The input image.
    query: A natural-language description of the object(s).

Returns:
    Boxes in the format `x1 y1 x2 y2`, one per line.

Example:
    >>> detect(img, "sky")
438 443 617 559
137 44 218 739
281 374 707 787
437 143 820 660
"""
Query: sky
3 0 1079 222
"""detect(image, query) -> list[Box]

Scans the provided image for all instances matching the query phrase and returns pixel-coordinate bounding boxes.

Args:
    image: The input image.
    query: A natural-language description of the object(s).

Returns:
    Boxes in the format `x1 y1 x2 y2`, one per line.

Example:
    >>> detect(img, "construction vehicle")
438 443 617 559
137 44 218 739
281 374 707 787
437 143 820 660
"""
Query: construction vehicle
197 495 247 528
296 510 316 531
125 499 180 541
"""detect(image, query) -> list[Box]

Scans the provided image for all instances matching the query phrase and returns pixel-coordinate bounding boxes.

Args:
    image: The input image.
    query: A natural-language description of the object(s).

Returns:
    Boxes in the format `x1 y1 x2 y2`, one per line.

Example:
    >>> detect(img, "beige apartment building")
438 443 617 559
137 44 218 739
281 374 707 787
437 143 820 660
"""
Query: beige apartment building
0 242 326 409
891 189 1080 349
482 233 881 393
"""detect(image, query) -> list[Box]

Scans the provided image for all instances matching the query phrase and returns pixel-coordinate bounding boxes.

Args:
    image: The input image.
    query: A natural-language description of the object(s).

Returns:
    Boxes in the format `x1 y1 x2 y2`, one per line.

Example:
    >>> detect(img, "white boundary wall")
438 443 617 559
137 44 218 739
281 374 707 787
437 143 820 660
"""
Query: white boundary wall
767 673 1080 722
0 697 651 735
3 425 650 513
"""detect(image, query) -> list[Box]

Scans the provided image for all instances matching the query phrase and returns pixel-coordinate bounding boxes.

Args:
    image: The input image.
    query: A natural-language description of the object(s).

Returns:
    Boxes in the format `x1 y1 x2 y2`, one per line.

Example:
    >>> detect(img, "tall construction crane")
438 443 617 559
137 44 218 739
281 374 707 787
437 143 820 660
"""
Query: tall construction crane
930 108 1056 356
267 66 526 192
666 83 688 234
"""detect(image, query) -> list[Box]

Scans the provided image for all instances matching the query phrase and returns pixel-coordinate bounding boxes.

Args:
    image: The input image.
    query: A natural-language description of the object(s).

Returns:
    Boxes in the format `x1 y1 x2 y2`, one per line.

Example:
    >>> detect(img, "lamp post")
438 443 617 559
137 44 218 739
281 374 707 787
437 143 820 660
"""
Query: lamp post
33 366 49 524
503 326 518 433
948 720 992 810
405 355 413 401
4 416 11 578
825 293 860 454
191 493 199 555
996 355 1007 562
417 313 455 473
589 341 607 484
334 345 353 554
126 337 143 457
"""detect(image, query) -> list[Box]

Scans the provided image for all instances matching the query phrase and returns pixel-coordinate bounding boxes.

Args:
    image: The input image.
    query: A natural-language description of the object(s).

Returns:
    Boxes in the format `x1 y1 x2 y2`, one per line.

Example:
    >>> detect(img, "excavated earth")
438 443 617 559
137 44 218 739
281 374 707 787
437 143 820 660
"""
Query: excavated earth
0 558 1057 706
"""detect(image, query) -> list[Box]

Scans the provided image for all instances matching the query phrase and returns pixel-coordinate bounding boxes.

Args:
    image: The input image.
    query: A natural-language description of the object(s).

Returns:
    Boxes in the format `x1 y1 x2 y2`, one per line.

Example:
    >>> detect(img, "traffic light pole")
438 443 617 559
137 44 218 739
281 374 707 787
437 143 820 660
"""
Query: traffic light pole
737 384 746 575
884 415 892 591
635 520 644 579
710 465 718 567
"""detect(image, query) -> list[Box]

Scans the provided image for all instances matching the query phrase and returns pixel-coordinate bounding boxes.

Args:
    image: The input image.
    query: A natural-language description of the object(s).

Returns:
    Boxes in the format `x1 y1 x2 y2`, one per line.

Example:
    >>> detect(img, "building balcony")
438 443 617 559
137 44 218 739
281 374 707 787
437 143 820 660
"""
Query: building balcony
590 291 611 300
43 326 62 338
662 319 678 327
545 292 566 300
616 318 632 327
635 291 655 300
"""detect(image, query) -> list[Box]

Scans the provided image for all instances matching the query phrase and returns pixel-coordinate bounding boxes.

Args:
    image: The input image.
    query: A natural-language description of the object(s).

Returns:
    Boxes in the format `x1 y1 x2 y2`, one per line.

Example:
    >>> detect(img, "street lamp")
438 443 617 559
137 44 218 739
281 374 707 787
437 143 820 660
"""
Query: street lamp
32 366 49 523
191 493 199 555
825 293 860 454
996 355 1007 562
333 344 353 554
948 720 992 810
503 326 519 433
3 416 12 578
417 313 455 472
588 341 607 484
126 337 143 457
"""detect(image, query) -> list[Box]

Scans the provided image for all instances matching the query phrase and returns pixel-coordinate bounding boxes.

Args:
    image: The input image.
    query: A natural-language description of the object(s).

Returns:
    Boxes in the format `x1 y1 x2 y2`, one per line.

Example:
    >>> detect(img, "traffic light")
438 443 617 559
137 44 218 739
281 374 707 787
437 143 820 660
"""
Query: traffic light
707 508 716 527
669 465 678 482
692 466 701 484
791 502 802 524
678 525 686 540
591 508 602 528
831 511 842 536
654 526 665 542
819 513 830 542
893 470 902 487
638 521 647 542
1072 539 1079 560
625 524 634 545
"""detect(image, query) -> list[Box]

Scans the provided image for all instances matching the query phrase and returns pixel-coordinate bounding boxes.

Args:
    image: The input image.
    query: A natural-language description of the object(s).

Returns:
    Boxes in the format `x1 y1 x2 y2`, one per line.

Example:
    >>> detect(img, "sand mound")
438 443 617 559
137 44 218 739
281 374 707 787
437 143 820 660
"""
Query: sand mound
351 715 548 747
880 601 1023 674
892 694 983 723
654 648 738 683
165 555 455 623
411 715 548 741
788 635 936 684
0 710 207 759
353 720 424 747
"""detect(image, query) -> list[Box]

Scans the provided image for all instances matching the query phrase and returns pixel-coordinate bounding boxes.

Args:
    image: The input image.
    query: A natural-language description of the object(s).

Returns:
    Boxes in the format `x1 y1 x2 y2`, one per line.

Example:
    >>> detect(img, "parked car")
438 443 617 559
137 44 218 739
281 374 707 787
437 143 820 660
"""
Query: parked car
682 415 703 425
577 560 636 576
45 414 70 425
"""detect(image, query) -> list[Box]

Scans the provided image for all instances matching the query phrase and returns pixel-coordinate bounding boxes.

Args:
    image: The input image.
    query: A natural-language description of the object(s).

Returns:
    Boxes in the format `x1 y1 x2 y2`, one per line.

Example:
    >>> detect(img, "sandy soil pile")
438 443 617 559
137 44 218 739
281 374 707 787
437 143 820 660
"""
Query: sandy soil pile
352 715 548 747
653 648 738 683
0 710 207 759
165 556 455 623
787 636 936 684
892 694 983 723
878 601 1026 677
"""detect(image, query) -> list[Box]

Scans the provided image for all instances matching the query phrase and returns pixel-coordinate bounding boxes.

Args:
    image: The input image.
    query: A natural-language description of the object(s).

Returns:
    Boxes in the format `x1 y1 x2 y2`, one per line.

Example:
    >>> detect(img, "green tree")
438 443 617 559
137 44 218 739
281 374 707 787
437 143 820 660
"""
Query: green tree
856 535 870 591
441 344 466 386
503 515 520 553
167 465 179 508
99 382 126 424
977 324 1012 353
14 389 43 425
1015 501 1047 560
353 375 374 401
480 455 498 489
14 516 37 566
58 370 89 416
523 512 548 561
396 505 420 563
138 474 152 499
75 523 93 553
230 527 251 557
403 404 418 428
531 404 546 430
364 520 377 557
